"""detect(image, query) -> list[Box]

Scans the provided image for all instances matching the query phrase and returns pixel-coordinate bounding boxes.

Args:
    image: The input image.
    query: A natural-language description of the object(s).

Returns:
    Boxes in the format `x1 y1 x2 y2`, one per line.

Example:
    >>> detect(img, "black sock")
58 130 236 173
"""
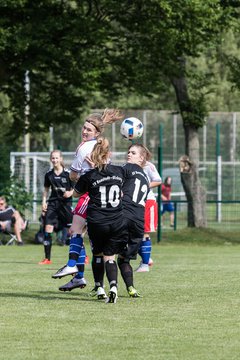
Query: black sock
117 257 133 289
43 233 52 260
105 260 118 288
92 255 105 287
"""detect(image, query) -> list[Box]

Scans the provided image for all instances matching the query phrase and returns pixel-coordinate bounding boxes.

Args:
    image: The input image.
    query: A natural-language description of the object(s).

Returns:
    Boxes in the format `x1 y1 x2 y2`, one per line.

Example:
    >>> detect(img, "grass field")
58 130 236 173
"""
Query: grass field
0 238 240 360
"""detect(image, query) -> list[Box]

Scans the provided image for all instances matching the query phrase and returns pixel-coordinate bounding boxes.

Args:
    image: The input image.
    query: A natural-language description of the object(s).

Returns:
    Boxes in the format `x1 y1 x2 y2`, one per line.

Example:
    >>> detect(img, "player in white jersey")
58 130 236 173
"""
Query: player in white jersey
70 139 97 176
52 109 123 294
135 160 162 272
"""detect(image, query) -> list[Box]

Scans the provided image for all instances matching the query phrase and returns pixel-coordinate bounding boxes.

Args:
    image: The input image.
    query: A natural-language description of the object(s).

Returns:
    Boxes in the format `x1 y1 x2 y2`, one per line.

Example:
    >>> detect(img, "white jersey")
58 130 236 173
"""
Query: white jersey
143 161 162 200
70 139 97 176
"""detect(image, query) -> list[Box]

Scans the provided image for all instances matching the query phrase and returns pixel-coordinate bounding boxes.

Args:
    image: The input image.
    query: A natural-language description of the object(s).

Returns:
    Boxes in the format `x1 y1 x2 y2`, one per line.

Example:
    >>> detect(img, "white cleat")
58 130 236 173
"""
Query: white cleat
135 263 149 273
52 264 78 279
105 286 118 304
59 277 87 291
97 286 107 300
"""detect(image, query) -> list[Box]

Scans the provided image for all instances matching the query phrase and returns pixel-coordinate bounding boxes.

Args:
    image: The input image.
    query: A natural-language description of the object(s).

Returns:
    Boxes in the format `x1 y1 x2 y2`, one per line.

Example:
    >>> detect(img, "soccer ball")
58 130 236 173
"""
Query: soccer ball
120 117 144 140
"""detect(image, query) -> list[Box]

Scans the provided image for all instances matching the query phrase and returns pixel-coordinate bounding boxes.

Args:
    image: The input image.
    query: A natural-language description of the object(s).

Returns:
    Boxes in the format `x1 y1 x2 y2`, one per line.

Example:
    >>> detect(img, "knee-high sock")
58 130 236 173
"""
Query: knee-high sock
67 234 83 266
138 237 152 265
75 245 86 279
43 233 52 260
105 260 118 289
92 255 104 287
117 257 133 289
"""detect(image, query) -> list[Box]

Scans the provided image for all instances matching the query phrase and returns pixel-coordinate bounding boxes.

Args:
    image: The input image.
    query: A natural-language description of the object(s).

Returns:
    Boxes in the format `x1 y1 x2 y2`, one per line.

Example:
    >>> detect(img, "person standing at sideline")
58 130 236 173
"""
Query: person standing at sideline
39 150 74 264
136 159 162 272
161 176 174 227
51 109 123 294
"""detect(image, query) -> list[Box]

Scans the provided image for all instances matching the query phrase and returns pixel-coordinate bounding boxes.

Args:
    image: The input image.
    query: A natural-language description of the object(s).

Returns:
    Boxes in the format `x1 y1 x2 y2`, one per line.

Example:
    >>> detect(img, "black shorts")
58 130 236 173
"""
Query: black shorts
119 218 144 260
87 217 128 256
45 201 73 229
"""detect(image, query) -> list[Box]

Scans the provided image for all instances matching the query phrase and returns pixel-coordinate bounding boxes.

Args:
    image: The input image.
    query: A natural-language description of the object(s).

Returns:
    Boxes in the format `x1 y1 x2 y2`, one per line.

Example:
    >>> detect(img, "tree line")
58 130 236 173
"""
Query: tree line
0 0 240 226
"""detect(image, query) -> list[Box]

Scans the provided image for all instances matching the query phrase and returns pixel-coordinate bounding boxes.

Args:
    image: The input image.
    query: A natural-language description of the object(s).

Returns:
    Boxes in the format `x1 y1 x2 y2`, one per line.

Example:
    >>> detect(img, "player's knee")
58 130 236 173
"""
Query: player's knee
117 257 129 267
43 239 52 246
92 254 104 263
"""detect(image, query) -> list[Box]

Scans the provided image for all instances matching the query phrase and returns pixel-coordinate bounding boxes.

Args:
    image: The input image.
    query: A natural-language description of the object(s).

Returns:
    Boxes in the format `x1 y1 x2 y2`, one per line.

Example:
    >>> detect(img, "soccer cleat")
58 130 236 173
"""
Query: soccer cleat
105 286 118 304
135 263 149 272
59 277 87 292
38 258 52 265
128 286 142 298
85 255 89 265
89 286 107 299
148 258 154 266
51 264 78 279
89 286 99 297
97 286 107 300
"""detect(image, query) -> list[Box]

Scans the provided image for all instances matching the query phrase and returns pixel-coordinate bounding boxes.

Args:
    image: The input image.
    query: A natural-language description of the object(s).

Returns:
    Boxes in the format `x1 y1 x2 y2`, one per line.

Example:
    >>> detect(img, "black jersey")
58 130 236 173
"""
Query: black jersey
74 164 125 224
122 163 149 225
44 168 74 202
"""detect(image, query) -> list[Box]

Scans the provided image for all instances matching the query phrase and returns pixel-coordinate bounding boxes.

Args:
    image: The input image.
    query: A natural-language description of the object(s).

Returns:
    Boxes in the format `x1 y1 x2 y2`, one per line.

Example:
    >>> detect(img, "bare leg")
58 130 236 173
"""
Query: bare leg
13 211 24 243
170 212 174 226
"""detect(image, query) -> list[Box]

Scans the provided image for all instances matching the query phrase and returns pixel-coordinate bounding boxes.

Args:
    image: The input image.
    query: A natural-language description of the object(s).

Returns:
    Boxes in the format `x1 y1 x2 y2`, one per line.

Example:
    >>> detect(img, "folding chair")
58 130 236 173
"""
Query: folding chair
5 231 18 246
0 228 17 245
0 220 28 245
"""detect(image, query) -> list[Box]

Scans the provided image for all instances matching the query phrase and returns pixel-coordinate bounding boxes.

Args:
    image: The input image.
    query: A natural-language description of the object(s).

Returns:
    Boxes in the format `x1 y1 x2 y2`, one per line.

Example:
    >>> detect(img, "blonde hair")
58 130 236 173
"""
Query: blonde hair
128 143 152 167
85 108 123 134
90 137 110 171
50 150 64 167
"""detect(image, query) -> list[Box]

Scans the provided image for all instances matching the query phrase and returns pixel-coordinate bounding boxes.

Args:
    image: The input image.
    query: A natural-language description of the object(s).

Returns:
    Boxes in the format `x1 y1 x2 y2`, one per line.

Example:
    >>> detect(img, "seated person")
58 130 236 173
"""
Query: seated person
0 196 27 245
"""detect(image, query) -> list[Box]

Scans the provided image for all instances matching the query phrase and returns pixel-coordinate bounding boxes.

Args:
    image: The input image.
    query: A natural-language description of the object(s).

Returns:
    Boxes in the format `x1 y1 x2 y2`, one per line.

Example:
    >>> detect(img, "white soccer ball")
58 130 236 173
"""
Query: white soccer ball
120 117 144 140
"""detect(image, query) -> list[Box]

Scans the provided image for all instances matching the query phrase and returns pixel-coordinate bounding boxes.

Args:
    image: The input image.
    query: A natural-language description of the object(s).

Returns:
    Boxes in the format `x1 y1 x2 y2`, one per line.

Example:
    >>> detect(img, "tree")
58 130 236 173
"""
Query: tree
1 0 240 227
0 1 115 136
97 0 240 227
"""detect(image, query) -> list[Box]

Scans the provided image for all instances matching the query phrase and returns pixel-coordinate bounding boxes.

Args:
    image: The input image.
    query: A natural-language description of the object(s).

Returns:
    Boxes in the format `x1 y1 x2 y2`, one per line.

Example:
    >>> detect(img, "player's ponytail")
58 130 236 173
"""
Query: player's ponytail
101 108 123 125
85 108 123 135
90 137 110 171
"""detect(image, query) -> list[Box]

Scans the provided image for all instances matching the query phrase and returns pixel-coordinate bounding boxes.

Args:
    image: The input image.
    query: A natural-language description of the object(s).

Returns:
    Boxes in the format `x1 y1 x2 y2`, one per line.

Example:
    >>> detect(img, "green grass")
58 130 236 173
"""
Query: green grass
0 240 240 360
160 227 240 245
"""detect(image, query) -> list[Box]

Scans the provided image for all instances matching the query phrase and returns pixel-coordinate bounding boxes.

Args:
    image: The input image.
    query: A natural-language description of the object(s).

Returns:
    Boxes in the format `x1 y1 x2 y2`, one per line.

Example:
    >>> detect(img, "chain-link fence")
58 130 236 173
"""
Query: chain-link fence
7 111 240 228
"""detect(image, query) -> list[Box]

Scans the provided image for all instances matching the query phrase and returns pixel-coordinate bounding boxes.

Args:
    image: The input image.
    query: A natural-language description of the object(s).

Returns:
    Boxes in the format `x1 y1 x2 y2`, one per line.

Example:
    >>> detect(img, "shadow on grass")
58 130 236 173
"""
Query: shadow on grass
0 291 135 303
0 290 94 302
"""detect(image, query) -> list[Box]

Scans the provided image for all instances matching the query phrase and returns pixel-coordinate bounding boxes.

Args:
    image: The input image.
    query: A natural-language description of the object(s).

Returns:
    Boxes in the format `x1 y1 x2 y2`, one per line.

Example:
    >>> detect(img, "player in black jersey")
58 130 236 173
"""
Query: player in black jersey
117 144 150 298
74 137 128 303
39 150 74 265
75 142 150 300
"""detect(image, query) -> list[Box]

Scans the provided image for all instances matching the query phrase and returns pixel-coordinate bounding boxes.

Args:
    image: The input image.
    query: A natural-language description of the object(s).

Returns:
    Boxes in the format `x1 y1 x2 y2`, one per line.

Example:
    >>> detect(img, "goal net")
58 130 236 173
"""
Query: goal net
10 151 127 222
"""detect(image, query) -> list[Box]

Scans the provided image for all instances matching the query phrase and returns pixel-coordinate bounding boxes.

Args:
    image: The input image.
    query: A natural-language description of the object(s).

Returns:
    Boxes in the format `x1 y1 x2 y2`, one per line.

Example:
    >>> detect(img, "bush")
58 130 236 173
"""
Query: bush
1 176 33 214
